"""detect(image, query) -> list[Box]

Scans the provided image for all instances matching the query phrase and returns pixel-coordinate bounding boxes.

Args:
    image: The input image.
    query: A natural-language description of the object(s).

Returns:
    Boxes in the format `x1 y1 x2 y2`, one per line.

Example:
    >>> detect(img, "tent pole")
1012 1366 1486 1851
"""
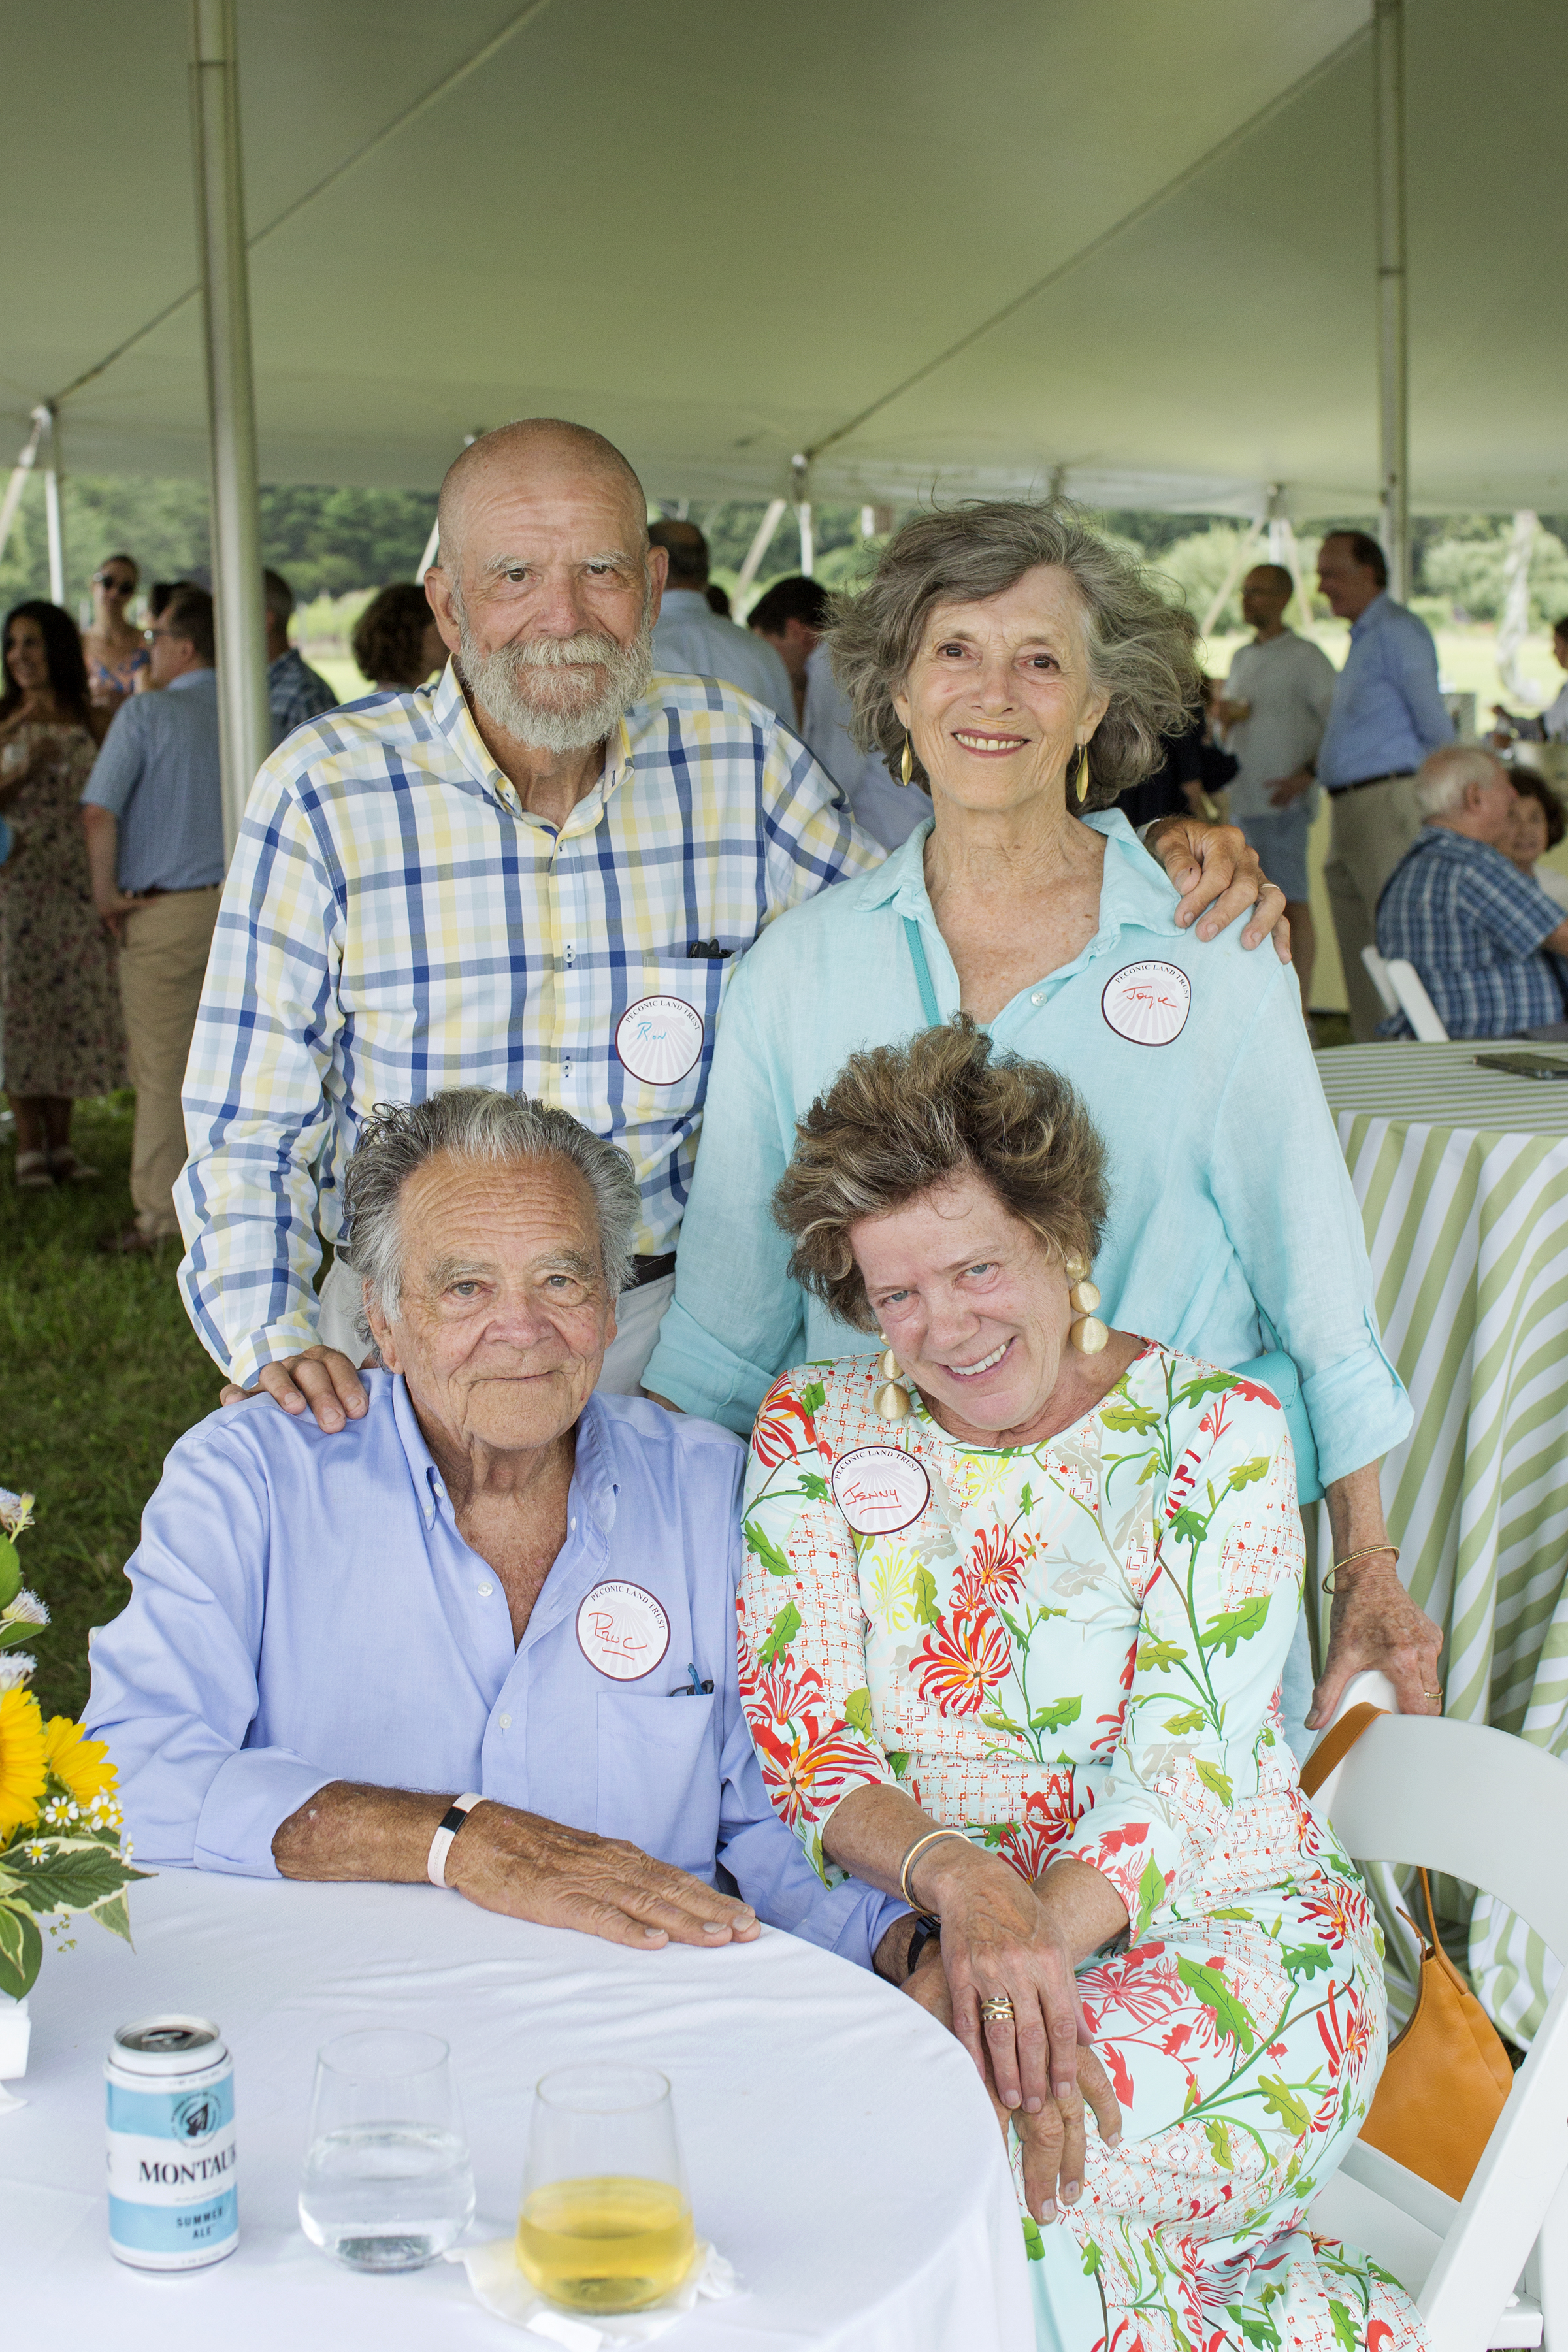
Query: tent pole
39 405 65 606
189 0 270 863
0 417 45 572
792 453 813 576
1199 515 1266 640
734 498 787 600
414 517 441 581
1373 0 1409 603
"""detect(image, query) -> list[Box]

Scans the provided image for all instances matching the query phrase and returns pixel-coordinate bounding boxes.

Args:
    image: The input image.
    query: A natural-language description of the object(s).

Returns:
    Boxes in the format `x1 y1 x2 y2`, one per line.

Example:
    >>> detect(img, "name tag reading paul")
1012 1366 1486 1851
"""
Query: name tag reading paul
1101 959 1191 1047
830 1446 932 1537
615 996 704 1085
576 1581 672 1682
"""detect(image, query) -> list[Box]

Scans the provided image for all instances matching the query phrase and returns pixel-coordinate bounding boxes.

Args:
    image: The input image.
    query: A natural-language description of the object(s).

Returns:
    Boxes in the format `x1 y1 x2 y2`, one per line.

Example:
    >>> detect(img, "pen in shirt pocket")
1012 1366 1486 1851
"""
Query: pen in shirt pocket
668 1660 714 1697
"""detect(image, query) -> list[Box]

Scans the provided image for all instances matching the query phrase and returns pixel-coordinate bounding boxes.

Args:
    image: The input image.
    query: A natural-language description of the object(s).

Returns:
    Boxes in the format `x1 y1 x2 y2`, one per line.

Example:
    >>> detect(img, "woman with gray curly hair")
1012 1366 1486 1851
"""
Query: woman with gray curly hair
642 499 1439 1745
738 1022 1418 2352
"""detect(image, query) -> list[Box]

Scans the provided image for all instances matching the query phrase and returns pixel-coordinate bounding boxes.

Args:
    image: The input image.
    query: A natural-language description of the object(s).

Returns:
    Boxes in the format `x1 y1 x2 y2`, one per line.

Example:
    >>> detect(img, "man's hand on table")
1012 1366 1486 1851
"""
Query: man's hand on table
1146 814 1292 962
221 1345 371 1431
274 1783 760 1951
1308 1558 1445 1725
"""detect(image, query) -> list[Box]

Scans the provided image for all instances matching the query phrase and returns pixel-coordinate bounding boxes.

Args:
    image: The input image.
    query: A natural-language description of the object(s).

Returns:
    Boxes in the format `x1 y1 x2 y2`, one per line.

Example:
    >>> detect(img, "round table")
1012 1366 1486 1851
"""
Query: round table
1316 1041 1568 2042
3 1871 1031 2349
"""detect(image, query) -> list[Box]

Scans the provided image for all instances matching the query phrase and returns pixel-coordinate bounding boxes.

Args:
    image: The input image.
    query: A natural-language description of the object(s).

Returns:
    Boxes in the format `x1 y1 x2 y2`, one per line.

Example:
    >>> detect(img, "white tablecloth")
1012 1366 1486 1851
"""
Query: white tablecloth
3 1871 1032 2351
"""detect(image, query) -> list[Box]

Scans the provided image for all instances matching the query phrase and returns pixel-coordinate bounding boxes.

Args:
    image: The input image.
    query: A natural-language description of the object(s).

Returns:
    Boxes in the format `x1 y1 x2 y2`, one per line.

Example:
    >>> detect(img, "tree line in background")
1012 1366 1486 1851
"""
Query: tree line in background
4 471 1567 646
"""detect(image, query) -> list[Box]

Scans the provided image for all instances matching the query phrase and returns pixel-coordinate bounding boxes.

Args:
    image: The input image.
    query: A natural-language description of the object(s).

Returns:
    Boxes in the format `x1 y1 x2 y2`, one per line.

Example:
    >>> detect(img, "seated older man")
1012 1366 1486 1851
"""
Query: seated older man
85 1090 909 1971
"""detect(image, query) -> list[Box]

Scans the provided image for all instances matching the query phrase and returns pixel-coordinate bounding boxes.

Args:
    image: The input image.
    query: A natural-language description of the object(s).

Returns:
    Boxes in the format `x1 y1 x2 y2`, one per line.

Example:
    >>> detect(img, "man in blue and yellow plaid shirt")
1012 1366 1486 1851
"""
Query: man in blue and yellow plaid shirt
175 419 1282 1412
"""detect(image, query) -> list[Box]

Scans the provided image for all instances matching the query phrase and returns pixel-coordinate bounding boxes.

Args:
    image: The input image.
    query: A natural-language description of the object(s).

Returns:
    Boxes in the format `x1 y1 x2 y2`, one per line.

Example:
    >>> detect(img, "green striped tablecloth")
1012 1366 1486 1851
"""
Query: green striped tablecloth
1315 1041 1568 2042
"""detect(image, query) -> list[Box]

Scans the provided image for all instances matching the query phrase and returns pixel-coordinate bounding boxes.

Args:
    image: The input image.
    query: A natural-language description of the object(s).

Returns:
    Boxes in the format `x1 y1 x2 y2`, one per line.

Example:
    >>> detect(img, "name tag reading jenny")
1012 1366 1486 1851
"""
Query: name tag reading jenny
576 1581 672 1682
830 1446 932 1537
615 995 705 1085
1100 958 1192 1047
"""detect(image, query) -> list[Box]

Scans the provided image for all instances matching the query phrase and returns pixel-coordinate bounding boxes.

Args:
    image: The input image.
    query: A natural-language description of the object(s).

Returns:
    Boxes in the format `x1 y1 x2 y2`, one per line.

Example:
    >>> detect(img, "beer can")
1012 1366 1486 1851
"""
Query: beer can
105 2014 237 2270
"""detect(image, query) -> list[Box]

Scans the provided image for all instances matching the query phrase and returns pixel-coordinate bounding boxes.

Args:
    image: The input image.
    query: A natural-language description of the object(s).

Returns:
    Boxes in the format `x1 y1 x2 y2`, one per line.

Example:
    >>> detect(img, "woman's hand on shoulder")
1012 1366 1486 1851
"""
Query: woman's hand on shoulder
1147 814 1292 962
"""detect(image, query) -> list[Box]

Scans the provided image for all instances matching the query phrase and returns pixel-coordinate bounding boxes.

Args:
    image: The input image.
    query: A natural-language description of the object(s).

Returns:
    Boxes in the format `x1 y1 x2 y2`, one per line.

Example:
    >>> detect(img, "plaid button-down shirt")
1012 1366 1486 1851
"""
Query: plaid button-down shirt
1375 824 1568 1037
176 664 874 1384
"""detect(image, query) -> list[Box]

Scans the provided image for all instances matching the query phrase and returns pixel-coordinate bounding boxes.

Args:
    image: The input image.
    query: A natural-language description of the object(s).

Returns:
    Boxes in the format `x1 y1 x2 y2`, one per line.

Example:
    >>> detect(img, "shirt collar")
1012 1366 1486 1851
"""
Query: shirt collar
855 806 1181 944
659 589 710 611
429 657 638 825
167 665 215 694
387 1368 619 1538
1350 591 1390 640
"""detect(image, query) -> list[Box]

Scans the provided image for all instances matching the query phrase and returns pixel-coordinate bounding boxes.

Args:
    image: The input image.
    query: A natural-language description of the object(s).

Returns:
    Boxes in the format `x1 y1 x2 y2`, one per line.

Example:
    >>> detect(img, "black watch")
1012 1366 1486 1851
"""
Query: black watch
905 1915 941 1980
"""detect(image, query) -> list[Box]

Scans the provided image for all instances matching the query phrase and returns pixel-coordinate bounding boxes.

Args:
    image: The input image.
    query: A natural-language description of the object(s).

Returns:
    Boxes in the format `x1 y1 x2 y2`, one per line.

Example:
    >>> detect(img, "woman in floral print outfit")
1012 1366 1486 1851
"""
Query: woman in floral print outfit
739 1022 1422 2352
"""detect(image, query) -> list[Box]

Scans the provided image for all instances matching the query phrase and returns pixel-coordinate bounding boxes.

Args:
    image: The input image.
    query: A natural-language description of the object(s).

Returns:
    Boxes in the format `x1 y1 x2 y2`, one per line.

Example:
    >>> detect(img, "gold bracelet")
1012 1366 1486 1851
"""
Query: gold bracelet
1323 1543 1399 1597
898 1826 971 1910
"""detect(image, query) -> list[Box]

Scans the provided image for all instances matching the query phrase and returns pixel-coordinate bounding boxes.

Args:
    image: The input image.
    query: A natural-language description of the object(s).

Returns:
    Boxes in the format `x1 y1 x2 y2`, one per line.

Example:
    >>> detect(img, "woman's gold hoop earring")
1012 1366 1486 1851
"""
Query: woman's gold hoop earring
900 734 915 789
874 1343 912 1420
1065 1257 1107 1354
1073 743 1092 805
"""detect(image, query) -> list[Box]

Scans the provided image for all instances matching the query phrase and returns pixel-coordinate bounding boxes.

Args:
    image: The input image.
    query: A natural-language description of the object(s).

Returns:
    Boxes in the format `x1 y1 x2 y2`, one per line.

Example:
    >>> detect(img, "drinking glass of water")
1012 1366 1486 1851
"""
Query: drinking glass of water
517 2065 695 2314
299 2027 475 2270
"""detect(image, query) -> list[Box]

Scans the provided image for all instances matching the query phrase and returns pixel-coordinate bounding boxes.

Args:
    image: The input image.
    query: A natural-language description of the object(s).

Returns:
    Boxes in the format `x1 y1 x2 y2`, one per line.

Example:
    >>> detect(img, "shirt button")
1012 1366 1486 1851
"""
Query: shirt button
477 1580 494 1597
1031 991 1043 1005
498 1712 512 1730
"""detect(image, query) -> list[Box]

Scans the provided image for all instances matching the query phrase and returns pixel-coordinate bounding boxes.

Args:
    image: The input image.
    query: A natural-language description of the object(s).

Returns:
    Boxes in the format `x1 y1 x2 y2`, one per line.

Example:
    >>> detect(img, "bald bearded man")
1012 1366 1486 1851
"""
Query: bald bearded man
174 419 1290 1413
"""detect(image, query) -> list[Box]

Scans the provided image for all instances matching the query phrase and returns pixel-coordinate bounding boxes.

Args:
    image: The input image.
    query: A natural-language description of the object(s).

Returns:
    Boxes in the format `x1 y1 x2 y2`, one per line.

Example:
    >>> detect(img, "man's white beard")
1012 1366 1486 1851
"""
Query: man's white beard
452 593 653 753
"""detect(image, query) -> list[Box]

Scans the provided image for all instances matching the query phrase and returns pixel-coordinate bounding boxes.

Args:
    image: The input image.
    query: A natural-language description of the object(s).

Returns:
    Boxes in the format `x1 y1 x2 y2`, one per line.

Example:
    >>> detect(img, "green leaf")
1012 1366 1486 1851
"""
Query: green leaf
1 1839 143 1916
1019 1483 1033 1514
1137 1637 1188 1672
1081 2239 1102 2277
1281 1942 1331 1982
0 1901 42 1999
797 1381 826 1417
757 1601 802 1670
797 1472 830 1503
911 1567 939 1627
1099 1401 1162 1433
1173 1372 1235 1407
90 1886 140 1946
1133 1852 1167 1936
1208 1906 1256 1922
1168 1506 1209 1546
1328 2300 1358 2352
885 1750 910 1778
1163 1706 1206 1735
1195 1759 1234 1806
742 1518 791 1576
1202 1595 1272 1657
1177 1955 1257 2053
998 1607 1026 1646
1021 2216 1045 2262
0 1620 41 1654
0 1537 19 1612
980 1710 1027 1737
1226 1455 1272 1492
808 1829 826 1884
844 1686 875 1739
1204 2118 1233 2170
1137 1455 1158 1485
1030 1695 1082 1733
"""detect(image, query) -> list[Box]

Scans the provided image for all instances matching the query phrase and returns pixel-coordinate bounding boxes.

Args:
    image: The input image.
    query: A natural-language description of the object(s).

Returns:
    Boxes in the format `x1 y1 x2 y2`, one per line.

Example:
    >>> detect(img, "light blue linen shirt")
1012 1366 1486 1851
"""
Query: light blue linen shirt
84 1375 904 1970
1316 593 1453 788
649 591 796 723
81 666 225 893
642 812 1410 1490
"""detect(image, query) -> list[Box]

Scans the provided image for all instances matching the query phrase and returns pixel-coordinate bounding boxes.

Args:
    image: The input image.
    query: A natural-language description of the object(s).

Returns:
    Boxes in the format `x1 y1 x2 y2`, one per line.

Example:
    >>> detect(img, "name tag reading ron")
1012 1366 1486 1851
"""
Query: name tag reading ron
576 1581 672 1682
1101 959 1192 1047
830 1446 932 1537
615 996 704 1085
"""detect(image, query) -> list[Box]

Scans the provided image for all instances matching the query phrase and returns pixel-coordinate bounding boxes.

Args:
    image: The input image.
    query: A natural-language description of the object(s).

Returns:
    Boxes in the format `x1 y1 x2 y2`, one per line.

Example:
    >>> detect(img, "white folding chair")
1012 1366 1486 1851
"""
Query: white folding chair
1305 1688 1568 2350
1362 945 1403 1020
1391 958 1450 1039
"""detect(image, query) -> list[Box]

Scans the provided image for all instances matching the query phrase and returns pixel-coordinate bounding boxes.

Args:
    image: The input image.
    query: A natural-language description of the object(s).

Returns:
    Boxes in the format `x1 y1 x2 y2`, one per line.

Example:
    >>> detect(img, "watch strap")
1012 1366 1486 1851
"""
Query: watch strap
426 1790 483 1888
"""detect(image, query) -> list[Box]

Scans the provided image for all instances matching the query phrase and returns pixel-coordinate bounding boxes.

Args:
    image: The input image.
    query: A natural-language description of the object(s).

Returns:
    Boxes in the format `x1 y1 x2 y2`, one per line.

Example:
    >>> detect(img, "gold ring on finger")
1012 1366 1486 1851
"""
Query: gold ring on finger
979 1995 1017 2024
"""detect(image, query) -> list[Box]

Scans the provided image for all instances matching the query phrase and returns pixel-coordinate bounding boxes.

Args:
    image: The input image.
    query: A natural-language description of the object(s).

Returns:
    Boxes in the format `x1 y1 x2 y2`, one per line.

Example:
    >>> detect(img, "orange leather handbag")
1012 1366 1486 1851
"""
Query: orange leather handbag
1300 1705 1514 2200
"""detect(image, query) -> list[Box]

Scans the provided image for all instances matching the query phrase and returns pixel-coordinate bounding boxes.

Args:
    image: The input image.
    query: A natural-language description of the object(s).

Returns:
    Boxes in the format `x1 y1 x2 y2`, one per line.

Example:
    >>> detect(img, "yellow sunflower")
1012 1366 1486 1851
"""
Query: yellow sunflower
42 1716 119 1810
0 1685 49 1841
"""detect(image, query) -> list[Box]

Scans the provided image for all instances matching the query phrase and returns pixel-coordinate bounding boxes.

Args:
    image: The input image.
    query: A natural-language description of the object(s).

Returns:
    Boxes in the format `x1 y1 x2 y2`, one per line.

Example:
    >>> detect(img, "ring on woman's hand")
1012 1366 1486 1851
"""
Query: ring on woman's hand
979 1994 1017 2024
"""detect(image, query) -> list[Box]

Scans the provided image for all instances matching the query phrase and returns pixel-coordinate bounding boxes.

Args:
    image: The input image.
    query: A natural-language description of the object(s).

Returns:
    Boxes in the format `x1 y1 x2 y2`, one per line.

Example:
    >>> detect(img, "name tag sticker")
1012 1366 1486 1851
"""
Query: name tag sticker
830 1446 932 1537
615 995 704 1085
576 1581 672 1682
1101 959 1192 1047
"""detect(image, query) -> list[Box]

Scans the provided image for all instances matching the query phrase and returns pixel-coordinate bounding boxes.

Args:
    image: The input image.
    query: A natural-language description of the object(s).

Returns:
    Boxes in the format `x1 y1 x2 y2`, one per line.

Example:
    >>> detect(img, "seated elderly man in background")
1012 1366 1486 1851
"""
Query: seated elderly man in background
1377 743 1568 1037
85 1089 909 1973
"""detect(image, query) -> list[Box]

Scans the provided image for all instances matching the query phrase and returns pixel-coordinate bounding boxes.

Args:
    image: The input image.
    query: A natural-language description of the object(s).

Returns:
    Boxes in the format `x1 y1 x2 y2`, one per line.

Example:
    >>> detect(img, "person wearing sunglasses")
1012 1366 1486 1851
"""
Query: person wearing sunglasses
83 554 150 713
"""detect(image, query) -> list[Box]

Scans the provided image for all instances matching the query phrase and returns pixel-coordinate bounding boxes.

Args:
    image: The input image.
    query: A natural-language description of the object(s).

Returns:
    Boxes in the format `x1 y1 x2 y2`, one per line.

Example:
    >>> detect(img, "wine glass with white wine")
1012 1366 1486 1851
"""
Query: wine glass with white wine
517 2065 695 2313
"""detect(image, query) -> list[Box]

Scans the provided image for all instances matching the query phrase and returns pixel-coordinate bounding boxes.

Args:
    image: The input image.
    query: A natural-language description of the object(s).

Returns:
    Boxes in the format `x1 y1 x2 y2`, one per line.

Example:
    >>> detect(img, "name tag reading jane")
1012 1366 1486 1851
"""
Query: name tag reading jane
615 996 705 1085
1101 959 1191 1047
830 1446 932 1537
576 1580 672 1682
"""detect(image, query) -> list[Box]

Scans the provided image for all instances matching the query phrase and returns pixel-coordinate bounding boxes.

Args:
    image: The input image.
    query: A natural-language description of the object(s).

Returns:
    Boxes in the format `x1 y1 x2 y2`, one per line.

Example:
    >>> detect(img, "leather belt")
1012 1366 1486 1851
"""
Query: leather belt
1326 770 1415 798
630 1251 676 1290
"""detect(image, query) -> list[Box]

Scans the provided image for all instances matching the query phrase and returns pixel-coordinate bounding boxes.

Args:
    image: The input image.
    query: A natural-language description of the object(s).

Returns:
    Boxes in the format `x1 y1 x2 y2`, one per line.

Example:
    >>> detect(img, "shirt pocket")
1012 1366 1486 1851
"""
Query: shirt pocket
595 1686 721 1881
607 954 732 1136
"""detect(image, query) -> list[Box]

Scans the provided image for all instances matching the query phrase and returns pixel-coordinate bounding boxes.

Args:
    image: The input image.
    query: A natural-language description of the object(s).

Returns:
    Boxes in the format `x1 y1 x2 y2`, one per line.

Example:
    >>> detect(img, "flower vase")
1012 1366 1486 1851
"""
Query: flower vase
0 1989 31 2085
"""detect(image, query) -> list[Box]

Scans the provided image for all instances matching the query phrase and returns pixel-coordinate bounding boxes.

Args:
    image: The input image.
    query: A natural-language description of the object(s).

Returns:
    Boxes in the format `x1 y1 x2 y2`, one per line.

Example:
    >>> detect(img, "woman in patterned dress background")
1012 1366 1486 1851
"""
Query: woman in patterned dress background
738 1021 1422 2352
0 601 126 1187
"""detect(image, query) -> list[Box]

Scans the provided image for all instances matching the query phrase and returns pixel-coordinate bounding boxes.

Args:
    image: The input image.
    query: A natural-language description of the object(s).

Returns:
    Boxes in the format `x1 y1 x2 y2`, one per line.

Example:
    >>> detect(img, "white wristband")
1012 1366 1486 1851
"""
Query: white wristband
426 1791 483 1888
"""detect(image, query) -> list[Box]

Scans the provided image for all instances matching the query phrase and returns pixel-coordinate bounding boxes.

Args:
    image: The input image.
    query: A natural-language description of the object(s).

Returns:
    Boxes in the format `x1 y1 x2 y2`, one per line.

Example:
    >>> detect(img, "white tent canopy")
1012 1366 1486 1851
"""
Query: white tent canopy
3 0 1565 521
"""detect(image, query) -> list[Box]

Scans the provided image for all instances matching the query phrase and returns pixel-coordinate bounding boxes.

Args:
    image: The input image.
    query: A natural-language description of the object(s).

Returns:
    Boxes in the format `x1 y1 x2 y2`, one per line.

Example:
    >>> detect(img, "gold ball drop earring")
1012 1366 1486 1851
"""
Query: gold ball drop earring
874 1340 912 1420
1064 1252 1108 1355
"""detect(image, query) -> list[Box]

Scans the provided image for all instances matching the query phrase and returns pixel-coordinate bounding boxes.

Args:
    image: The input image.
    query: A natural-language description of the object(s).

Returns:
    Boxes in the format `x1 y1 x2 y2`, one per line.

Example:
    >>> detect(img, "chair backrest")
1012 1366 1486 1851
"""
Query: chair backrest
1318 1712 1568 2352
1360 943 1402 1018
1385 956 1450 1041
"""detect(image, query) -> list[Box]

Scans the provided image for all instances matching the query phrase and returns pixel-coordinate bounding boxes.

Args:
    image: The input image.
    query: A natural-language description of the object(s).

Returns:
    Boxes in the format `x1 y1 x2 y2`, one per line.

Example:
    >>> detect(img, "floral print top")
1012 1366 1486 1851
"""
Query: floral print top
738 1341 1311 1929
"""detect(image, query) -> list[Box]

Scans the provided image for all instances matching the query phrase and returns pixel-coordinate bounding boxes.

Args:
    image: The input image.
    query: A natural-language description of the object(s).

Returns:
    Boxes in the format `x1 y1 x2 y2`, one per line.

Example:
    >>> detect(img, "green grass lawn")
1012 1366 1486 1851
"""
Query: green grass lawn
1 1097 220 1725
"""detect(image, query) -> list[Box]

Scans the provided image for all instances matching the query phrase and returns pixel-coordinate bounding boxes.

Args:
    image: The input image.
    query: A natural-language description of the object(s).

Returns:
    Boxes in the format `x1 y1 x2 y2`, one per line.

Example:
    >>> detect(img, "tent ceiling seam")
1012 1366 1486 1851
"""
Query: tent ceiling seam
804 18 1373 471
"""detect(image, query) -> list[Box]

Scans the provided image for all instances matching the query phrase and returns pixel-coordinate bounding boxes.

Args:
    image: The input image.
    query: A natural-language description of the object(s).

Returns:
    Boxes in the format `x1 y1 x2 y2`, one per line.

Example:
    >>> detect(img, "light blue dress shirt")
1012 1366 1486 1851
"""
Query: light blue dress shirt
84 1375 904 1970
1316 593 1454 789
649 591 796 724
642 812 1411 1490
80 666 225 893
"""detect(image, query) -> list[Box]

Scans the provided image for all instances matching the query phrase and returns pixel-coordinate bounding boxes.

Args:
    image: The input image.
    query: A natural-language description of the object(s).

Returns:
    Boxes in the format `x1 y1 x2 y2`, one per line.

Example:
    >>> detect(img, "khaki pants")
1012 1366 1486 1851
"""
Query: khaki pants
118 885 221 1237
1322 775 1424 1041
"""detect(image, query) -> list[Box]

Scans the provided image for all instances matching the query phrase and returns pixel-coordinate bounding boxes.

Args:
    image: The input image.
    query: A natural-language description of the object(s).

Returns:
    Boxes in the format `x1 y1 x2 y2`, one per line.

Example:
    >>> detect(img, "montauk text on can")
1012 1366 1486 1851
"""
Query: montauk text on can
105 2013 238 2270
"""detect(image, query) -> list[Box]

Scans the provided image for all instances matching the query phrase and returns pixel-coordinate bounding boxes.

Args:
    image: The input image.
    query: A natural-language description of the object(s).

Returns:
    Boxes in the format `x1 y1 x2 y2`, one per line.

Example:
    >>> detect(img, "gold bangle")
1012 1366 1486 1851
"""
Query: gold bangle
898 1826 970 1910
1322 1543 1399 1597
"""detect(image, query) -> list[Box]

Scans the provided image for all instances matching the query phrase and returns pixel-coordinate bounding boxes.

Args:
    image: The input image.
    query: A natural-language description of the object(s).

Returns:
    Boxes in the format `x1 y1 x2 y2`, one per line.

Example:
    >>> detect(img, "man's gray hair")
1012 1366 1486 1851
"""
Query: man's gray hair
1416 743 1504 819
344 1088 641 1337
827 499 1202 809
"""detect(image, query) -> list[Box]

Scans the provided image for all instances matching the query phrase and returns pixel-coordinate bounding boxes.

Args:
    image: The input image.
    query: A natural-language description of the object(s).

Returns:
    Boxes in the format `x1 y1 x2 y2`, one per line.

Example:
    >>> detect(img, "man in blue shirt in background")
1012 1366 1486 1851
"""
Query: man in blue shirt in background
81 585 225 1255
1378 745 1568 1037
1271 531 1454 1039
